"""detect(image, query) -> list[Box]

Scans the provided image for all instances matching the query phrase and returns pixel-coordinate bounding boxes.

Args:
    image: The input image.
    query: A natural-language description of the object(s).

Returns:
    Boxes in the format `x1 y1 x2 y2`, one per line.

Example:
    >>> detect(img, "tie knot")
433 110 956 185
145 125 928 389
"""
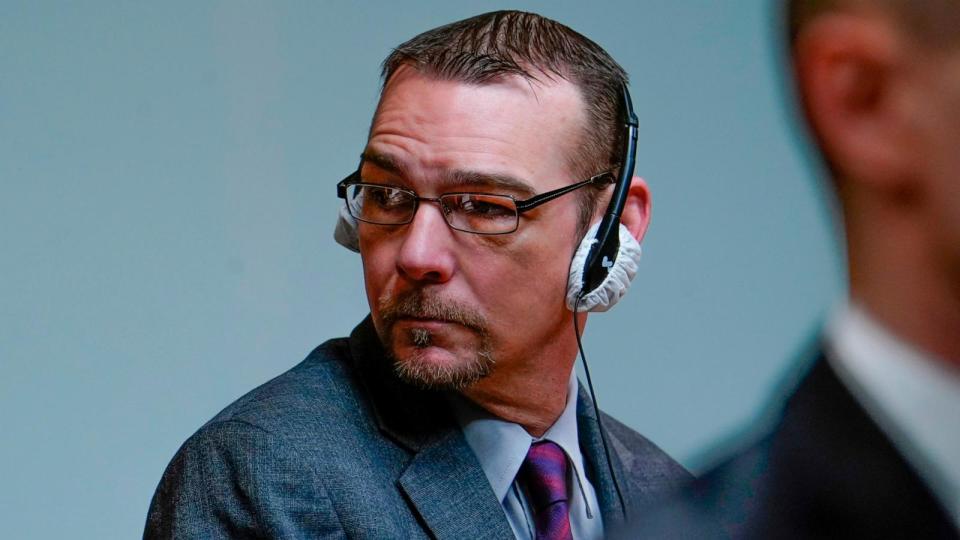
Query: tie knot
520 440 569 511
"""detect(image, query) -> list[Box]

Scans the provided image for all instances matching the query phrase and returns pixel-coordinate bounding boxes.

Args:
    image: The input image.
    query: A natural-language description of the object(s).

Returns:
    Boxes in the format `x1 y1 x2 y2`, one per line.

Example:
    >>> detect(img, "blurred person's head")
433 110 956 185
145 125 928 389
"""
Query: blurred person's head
787 0 960 364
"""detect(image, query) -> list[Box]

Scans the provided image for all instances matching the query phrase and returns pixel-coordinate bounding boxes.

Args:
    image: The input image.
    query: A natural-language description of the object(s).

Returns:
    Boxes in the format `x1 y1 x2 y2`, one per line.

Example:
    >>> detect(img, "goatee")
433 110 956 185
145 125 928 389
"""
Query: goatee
377 289 495 390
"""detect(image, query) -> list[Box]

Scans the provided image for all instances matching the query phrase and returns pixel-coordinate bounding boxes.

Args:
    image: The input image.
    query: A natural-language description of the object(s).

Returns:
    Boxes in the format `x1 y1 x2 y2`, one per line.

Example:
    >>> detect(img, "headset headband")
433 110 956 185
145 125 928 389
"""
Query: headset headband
580 85 639 296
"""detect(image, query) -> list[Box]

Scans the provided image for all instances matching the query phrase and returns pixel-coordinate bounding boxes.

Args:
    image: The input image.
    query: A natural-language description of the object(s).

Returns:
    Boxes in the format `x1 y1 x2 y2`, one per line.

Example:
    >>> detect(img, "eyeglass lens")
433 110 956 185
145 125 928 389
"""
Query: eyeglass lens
346 184 520 234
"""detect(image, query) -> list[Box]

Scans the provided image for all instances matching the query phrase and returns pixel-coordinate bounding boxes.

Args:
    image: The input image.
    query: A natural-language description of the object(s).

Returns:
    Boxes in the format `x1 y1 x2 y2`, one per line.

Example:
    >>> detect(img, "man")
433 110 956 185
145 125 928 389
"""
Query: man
626 1 960 538
145 11 689 539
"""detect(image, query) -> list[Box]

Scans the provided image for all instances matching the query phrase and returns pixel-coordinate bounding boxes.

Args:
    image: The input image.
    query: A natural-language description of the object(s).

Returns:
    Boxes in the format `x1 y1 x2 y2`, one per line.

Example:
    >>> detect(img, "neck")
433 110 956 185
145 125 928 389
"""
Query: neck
460 312 585 437
846 201 960 368
851 282 960 369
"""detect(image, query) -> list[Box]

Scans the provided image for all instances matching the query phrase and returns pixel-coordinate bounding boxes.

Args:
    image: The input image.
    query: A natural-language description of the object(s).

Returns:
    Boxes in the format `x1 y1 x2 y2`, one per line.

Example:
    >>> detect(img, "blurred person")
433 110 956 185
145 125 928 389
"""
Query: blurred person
144 11 690 539
622 1 960 538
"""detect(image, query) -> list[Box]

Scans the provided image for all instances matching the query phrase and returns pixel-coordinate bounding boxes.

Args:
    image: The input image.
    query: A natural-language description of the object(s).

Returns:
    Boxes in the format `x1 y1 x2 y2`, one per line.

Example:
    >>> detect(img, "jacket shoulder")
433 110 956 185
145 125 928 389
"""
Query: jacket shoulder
145 336 381 538
204 337 361 436
145 417 344 538
601 411 692 485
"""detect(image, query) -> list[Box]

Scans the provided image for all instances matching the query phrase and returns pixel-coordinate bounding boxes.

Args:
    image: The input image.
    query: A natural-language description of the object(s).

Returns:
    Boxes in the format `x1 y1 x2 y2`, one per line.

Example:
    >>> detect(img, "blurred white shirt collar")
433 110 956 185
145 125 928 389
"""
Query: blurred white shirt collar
827 302 960 527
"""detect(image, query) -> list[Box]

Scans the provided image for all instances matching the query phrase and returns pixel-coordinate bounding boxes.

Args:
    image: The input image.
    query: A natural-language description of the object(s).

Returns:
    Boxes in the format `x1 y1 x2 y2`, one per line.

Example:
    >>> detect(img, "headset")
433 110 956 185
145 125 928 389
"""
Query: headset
565 84 641 313
582 85 638 295
570 84 638 520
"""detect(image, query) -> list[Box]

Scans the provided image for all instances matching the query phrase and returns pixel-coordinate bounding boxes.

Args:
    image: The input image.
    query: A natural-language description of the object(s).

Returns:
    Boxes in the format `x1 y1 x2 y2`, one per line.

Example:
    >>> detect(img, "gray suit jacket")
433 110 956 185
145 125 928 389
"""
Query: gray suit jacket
145 317 690 539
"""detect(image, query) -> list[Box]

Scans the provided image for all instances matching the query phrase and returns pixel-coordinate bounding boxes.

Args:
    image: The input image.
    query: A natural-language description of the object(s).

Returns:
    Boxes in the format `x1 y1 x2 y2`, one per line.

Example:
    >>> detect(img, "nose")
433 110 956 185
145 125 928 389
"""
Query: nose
395 200 457 284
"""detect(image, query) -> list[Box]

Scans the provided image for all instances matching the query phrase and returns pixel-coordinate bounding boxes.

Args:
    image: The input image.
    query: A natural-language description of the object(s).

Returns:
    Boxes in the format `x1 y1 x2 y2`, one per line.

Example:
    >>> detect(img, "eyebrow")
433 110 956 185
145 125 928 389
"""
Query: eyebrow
361 150 537 198
361 151 405 176
447 170 536 198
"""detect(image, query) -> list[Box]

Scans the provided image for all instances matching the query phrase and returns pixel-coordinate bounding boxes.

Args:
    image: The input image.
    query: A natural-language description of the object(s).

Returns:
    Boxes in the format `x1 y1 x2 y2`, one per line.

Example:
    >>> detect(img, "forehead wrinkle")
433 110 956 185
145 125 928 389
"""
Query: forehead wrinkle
366 74 583 195
361 148 536 197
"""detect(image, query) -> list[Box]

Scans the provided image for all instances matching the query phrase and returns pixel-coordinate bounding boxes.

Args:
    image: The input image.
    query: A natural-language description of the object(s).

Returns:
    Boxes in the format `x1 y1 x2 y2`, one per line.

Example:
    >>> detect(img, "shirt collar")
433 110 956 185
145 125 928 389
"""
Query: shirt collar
827 302 960 526
451 371 590 503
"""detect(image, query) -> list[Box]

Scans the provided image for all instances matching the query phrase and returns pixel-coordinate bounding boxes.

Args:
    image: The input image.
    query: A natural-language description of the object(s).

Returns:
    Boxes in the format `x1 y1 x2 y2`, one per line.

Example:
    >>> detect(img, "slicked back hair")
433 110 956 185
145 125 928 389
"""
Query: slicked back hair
379 10 629 236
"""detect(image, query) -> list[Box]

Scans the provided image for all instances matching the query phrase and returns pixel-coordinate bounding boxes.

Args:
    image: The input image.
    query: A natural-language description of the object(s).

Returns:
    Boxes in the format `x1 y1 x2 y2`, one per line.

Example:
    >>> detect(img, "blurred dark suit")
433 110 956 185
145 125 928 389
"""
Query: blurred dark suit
627 349 957 539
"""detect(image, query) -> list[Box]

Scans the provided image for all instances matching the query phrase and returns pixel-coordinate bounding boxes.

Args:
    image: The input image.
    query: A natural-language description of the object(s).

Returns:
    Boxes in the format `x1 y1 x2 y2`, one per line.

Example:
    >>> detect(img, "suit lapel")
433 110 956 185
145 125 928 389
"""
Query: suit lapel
348 318 513 539
763 354 958 537
398 429 514 540
577 386 632 531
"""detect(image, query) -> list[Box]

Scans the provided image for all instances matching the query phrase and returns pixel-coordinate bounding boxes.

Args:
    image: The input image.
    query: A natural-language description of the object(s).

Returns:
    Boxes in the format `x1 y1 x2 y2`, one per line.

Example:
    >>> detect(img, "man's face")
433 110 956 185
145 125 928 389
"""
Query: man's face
359 66 590 389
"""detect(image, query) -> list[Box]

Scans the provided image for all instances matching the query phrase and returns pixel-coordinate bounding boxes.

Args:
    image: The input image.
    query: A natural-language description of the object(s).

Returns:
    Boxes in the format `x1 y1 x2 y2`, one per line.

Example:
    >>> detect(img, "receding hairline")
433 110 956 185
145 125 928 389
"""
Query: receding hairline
370 62 596 184
381 39 575 90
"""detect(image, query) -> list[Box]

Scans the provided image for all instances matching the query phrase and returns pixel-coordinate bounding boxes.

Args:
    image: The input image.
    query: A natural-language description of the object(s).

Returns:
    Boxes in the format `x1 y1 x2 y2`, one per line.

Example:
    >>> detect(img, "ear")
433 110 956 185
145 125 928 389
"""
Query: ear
620 176 651 243
794 12 915 187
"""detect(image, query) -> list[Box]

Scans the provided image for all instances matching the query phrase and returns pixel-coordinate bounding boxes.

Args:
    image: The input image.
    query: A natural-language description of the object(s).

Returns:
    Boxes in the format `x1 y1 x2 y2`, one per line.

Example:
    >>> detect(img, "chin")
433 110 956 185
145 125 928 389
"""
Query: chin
391 342 494 391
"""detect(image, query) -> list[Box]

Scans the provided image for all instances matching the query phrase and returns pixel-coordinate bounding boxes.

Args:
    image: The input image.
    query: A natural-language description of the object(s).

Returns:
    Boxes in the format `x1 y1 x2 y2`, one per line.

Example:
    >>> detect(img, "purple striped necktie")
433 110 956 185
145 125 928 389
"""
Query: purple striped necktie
519 440 573 540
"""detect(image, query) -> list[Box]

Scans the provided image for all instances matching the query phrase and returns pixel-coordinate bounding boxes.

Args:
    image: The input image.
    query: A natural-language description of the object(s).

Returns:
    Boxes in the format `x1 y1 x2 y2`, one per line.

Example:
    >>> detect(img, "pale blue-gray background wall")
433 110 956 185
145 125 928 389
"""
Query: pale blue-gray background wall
0 1 842 537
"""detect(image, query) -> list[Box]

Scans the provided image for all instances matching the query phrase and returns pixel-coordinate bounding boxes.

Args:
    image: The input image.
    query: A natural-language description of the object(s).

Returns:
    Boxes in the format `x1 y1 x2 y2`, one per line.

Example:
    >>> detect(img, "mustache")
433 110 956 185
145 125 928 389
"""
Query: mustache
378 290 489 334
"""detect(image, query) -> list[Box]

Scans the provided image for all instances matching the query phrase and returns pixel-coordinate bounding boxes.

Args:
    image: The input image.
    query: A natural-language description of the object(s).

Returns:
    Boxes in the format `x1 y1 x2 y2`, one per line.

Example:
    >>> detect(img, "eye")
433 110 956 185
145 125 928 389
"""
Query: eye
450 194 517 218
348 184 415 224
364 185 410 209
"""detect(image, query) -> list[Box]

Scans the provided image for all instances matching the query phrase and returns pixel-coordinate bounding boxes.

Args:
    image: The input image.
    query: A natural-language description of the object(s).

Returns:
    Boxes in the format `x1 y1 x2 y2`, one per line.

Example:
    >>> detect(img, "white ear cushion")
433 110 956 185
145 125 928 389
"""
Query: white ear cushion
566 222 643 313
333 205 360 253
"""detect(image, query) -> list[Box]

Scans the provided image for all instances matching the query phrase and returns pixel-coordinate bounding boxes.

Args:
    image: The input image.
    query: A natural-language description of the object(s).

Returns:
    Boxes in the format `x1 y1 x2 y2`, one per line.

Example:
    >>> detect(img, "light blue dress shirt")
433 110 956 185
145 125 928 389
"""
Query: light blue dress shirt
450 372 603 540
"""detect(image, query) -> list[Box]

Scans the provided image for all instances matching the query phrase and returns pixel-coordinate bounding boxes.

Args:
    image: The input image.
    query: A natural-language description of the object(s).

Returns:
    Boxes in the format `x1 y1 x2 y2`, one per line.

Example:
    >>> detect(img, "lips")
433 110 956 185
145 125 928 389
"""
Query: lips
395 317 460 330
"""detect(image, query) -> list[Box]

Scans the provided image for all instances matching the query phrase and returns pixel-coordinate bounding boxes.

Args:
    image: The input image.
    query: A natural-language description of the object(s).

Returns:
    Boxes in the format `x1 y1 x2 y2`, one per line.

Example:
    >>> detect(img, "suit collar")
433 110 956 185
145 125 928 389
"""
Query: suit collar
398 429 515 540
826 305 960 524
348 316 451 451
348 317 514 539
576 384 633 531
770 353 958 535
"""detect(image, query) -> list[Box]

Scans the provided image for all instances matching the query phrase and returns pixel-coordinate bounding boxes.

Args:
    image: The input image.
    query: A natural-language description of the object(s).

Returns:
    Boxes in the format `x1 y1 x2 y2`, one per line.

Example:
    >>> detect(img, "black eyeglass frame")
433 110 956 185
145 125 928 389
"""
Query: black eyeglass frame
336 169 615 235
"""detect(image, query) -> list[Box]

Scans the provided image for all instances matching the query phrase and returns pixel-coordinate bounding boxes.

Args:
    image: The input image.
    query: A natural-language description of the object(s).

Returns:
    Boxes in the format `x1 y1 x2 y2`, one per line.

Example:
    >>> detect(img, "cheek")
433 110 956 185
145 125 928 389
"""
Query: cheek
927 127 960 241
920 142 960 286
468 229 577 313
359 239 398 309
934 173 960 259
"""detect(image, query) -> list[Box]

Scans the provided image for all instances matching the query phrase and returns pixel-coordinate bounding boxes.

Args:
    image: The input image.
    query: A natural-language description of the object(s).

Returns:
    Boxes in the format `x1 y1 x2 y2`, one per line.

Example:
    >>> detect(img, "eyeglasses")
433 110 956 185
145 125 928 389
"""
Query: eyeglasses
336 170 615 235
